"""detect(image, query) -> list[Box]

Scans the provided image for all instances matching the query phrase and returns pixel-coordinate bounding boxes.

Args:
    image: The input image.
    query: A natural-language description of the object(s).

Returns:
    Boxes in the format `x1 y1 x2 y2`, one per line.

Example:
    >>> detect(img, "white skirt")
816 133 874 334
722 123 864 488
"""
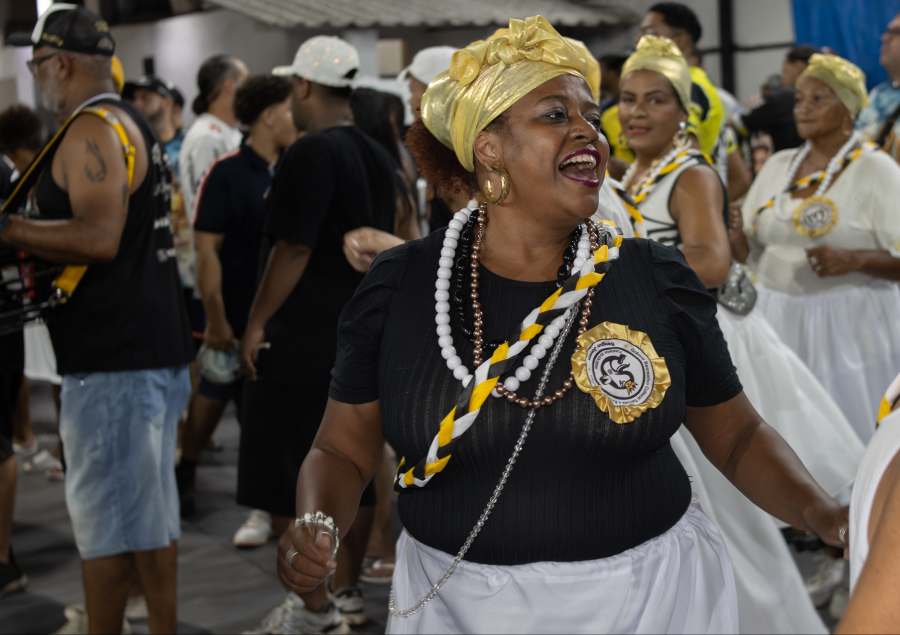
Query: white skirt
387 500 738 634
23 320 61 385
671 431 827 634
756 282 900 443
716 308 864 497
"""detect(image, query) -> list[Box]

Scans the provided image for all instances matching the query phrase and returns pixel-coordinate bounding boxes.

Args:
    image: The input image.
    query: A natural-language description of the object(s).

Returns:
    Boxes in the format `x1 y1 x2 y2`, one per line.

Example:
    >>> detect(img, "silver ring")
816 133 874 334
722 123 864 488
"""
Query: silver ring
286 548 299 566
838 525 848 545
809 256 819 267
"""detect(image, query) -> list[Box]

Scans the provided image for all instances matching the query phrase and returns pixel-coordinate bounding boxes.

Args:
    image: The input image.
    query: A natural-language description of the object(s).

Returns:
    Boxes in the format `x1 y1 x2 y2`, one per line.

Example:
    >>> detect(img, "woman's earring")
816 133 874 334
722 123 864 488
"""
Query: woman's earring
675 120 690 148
481 167 510 204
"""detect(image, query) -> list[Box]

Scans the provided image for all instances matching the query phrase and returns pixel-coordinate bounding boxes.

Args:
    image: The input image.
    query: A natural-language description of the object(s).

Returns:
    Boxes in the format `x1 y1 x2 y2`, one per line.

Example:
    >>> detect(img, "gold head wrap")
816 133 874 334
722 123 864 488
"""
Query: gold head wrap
621 35 692 112
421 15 600 172
799 53 868 118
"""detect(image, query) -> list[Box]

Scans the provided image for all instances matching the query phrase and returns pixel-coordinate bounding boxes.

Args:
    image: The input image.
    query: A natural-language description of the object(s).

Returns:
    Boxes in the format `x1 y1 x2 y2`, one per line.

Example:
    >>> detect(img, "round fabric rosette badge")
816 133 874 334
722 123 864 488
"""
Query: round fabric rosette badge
571 321 670 424
792 195 838 238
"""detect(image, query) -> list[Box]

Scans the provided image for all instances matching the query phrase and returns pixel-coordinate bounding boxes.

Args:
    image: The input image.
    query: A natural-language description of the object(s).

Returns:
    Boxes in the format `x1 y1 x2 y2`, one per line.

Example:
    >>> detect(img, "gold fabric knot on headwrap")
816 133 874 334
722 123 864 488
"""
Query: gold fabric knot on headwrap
421 15 600 172
621 35 693 113
799 53 868 118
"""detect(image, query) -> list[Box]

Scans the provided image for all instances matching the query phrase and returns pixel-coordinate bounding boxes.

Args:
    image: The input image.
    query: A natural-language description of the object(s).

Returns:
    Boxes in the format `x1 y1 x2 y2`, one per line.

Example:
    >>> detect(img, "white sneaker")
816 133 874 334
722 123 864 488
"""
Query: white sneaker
22 450 63 476
805 553 846 608
233 510 272 549
125 595 149 621
243 593 350 634
13 440 38 461
332 586 368 626
54 605 132 634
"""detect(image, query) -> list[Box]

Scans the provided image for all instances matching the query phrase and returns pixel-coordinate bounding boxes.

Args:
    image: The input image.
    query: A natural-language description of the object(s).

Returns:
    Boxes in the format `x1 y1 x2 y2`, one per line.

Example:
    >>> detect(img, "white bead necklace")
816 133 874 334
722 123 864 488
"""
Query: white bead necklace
434 204 592 391
777 132 860 219
622 143 685 201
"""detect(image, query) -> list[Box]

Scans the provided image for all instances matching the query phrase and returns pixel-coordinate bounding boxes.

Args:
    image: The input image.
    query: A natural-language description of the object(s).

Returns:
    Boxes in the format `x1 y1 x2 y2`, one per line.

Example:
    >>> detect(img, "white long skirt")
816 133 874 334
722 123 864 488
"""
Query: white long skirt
716 308 864 497
387 500 738 634
666 308 863 634
671 432 827 634
756 282 900 443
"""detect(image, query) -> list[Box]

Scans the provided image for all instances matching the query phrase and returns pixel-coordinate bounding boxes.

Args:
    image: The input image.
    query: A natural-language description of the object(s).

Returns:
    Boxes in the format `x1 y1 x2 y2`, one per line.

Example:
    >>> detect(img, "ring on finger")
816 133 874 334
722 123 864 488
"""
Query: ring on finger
286 548 299 566
838 524 848 545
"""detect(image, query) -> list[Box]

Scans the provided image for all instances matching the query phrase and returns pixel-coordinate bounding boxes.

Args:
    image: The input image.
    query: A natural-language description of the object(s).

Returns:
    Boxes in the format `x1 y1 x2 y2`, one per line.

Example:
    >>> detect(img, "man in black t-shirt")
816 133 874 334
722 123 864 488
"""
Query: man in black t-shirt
180 75 296 546
239 36 396 633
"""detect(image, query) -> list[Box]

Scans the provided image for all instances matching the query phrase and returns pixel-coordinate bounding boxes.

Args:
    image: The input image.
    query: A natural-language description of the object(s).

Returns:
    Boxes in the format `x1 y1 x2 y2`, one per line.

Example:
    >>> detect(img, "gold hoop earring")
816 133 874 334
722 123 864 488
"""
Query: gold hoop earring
481 168 510 204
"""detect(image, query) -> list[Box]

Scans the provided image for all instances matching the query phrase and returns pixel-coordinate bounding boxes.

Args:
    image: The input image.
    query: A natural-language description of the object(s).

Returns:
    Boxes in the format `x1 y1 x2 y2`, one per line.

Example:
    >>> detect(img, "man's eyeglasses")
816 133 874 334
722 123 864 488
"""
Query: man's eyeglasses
26 52 58 74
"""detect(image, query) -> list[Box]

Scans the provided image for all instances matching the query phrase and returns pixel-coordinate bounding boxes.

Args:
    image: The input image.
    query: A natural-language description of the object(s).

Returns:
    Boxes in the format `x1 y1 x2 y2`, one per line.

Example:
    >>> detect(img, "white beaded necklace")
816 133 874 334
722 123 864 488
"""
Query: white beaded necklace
777 132 861 219
621 143 685 201
435 204 592 390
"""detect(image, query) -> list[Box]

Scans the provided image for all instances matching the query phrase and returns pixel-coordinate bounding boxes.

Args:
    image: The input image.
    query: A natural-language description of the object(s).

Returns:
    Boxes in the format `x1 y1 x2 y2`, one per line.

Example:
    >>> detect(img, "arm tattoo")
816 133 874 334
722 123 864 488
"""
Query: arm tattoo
84 139 107 183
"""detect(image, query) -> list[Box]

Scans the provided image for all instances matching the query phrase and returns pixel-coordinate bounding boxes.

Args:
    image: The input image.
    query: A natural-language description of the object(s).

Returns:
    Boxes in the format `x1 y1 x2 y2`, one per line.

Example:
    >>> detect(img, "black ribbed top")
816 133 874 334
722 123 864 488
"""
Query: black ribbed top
331 231 741 565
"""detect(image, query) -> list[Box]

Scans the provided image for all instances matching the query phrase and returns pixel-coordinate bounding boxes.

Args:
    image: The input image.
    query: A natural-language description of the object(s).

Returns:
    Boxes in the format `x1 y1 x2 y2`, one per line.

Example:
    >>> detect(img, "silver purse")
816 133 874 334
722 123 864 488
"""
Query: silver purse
717 262 757 316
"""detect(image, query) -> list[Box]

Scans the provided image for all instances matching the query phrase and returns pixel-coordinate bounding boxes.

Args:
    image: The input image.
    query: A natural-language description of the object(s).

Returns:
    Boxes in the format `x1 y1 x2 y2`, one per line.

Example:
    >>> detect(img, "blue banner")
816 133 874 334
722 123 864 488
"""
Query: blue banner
792 0 900 89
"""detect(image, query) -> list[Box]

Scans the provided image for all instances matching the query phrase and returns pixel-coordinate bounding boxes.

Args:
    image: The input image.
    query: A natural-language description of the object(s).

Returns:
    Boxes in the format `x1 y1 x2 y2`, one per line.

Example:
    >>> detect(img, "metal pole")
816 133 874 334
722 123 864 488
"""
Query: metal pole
718 0 736 93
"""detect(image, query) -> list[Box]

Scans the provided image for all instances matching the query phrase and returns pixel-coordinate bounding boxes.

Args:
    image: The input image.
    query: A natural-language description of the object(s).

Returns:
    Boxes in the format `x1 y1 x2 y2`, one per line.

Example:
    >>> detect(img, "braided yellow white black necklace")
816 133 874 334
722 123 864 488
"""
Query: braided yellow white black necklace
470 209 601 408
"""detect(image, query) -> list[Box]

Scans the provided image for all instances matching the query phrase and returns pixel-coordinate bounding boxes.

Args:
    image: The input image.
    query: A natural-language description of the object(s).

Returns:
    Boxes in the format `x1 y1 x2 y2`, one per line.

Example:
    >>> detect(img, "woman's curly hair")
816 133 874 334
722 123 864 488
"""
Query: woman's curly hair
405 119 476 197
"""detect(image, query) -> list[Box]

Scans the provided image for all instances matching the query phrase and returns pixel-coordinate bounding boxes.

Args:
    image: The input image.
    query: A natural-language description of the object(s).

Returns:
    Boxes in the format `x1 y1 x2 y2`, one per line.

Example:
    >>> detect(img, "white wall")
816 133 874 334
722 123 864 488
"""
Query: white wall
111 9 302 124
585 0 795 103
733 0 795 102
98 0 797 117
0 46 36 109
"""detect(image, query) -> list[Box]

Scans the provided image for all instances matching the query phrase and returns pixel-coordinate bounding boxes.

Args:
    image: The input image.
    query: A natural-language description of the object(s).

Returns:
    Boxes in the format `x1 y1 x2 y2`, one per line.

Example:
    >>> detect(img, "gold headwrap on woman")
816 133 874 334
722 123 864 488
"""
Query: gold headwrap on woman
799 53 868 118
421 15 600 172
621 35 692 112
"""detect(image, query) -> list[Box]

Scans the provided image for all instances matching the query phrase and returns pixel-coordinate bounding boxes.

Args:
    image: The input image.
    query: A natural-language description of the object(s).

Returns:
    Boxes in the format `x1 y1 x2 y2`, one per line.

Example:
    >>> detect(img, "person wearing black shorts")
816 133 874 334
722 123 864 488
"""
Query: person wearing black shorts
182 75 297 549
239 36 397 633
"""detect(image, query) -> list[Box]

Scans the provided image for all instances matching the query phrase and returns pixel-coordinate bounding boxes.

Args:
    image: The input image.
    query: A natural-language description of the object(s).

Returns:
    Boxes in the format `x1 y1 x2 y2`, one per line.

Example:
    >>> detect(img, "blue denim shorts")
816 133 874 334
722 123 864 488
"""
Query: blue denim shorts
59 366 190 560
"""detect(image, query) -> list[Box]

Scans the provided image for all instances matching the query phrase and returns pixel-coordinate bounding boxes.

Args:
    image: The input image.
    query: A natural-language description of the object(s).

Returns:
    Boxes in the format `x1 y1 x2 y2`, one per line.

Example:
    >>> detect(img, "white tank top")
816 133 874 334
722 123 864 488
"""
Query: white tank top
635 158 704 247
850 403 900 589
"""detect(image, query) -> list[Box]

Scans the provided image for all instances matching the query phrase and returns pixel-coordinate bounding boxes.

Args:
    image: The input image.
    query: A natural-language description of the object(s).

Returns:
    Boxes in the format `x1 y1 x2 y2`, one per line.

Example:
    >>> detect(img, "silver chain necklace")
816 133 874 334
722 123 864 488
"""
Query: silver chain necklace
388 303 579 618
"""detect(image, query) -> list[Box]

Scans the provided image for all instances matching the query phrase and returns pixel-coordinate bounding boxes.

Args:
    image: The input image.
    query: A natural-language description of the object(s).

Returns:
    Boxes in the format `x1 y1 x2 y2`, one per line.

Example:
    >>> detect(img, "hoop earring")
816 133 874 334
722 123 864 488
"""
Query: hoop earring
481 168 510 204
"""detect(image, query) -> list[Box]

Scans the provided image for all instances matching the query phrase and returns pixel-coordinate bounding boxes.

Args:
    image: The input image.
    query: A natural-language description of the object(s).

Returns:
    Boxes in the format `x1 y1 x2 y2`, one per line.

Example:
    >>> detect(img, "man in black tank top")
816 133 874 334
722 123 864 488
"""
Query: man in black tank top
2 6 192 632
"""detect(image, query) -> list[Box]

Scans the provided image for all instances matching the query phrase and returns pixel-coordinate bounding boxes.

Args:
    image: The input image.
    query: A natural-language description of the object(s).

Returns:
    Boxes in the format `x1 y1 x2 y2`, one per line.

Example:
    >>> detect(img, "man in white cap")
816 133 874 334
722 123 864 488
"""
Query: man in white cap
400 45 456 121
239 36 398 634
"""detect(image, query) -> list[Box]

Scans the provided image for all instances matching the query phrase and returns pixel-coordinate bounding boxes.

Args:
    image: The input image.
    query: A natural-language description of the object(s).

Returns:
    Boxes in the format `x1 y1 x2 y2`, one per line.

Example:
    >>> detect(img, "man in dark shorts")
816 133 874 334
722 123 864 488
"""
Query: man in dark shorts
186 75 297 548
239 36 397 633
2 5 192 631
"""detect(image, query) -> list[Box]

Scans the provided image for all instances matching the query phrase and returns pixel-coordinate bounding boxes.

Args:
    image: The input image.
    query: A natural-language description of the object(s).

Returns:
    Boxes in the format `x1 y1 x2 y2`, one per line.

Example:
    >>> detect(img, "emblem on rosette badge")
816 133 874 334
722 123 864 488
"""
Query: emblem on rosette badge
571 322 670 424
792 195 838 238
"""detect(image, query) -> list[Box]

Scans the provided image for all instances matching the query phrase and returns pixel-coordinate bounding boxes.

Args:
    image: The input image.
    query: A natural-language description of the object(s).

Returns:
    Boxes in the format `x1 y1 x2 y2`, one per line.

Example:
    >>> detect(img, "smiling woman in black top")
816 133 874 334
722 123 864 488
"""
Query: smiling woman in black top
277 17 847 634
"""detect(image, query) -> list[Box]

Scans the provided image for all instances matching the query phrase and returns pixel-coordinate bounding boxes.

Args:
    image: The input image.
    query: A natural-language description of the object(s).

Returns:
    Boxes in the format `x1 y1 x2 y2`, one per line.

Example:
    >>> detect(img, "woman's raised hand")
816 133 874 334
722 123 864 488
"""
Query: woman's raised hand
276 521 338 596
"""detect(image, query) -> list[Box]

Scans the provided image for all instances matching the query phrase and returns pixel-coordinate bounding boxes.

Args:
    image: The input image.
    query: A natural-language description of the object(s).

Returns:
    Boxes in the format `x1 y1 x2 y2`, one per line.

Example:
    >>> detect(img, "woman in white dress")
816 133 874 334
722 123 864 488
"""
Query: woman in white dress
616 35 863 633
837 373 900 633
732 54 900 443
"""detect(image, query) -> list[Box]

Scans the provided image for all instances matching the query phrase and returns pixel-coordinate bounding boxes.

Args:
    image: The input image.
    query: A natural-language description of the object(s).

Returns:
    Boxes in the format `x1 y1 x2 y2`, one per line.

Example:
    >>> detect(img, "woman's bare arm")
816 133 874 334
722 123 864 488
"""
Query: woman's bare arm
686 392 846 544
670 165 732 288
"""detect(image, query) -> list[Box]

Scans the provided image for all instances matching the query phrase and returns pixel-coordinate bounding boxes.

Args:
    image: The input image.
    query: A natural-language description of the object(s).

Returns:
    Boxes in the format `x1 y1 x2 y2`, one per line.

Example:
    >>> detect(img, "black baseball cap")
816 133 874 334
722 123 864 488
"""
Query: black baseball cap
124 76 173 100
7 3 115 57
169 85 185 109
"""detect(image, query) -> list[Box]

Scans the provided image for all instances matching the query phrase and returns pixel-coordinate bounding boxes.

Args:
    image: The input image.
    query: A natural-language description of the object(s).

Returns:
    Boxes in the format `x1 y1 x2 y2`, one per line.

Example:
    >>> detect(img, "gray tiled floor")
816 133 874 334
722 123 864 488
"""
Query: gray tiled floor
1 382 388 634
